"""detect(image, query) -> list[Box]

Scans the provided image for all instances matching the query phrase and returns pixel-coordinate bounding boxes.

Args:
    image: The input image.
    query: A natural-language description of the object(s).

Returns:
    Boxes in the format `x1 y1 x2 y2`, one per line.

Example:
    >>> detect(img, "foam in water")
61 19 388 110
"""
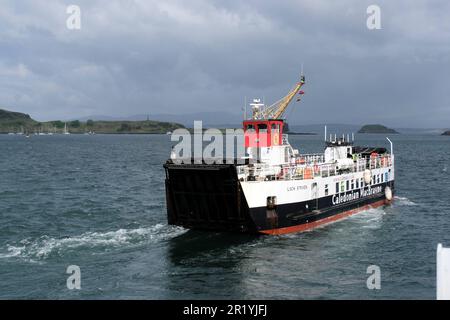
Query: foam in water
394 196 417 206
0 224 187 261
352 207 387 229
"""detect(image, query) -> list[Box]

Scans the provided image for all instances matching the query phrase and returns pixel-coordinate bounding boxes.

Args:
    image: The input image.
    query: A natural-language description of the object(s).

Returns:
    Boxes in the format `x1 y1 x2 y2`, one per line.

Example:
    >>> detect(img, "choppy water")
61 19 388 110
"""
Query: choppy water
0 133 449 299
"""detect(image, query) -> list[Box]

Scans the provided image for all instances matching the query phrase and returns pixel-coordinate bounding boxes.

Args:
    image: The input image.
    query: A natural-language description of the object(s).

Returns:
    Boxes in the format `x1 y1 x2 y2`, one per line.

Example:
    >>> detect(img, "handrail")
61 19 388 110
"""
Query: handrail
237 154 393 182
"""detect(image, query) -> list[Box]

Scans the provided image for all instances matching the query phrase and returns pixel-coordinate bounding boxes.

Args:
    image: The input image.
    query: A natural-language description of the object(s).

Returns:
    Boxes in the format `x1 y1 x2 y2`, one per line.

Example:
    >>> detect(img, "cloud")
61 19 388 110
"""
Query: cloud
0 0 449 127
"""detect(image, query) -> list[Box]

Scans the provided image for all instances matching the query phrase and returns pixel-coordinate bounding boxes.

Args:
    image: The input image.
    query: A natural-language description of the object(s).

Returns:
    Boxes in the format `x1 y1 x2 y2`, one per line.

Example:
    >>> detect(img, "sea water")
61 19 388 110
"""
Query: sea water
0 133 449 299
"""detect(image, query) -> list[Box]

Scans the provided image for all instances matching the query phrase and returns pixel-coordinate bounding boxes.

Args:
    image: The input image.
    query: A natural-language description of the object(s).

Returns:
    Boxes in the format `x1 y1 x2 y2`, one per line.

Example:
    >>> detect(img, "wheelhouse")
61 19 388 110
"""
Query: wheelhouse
243 119 284 148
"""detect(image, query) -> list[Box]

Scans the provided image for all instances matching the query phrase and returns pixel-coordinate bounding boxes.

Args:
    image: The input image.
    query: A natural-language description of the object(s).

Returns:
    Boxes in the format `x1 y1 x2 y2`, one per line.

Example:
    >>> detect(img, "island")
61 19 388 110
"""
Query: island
0 108 184 134
442 131 450 136
358 124 399 134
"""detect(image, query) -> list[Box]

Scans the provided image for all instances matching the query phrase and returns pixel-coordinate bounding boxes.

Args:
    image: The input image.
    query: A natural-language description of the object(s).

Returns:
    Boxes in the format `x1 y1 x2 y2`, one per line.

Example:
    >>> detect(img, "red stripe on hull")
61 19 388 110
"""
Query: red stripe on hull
259 199 388 235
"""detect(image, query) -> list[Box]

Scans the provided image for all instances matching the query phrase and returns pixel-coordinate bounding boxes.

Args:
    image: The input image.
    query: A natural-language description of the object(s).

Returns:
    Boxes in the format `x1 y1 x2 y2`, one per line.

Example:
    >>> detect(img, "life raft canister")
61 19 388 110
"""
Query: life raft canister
304 167 313 179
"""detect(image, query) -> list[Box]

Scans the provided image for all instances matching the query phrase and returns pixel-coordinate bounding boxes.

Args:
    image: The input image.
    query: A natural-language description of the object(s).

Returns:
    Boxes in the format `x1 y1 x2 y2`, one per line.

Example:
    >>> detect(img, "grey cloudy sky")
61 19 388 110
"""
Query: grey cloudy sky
1 0 449 127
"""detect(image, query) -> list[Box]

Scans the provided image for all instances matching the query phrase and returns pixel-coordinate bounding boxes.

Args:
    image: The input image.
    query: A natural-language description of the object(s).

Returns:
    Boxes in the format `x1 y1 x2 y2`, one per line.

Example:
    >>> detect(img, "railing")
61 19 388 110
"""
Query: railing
295 153 325 164
237 154 393 182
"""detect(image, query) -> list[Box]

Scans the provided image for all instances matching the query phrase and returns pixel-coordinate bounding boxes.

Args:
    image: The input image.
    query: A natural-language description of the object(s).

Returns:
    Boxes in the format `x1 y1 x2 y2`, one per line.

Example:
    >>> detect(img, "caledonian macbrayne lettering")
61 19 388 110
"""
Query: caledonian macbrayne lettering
332 186 383 205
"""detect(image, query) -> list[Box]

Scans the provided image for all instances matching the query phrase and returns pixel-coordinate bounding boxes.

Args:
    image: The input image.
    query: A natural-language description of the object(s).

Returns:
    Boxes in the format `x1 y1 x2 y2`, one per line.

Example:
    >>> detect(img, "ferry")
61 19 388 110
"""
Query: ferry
163 74 395 235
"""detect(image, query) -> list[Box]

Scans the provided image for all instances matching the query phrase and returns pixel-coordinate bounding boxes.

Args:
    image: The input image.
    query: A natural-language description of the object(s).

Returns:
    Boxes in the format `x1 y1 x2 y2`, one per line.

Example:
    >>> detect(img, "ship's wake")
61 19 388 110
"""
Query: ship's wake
0 224 187 262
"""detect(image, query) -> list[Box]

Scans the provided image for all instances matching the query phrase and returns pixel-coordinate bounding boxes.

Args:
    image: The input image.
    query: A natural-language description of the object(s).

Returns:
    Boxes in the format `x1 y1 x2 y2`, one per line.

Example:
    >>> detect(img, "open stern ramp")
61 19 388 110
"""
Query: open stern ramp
164 162 255 233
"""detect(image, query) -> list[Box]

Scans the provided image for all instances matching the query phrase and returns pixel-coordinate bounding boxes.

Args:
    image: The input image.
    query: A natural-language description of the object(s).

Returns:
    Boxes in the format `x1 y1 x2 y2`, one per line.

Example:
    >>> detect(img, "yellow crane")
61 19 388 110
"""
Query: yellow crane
259 74 305 120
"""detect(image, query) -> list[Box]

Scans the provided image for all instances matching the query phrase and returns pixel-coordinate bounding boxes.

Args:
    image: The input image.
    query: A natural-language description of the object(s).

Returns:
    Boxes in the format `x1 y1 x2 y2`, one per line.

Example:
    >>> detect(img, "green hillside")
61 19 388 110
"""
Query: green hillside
0 108 184 134
0 109 37 132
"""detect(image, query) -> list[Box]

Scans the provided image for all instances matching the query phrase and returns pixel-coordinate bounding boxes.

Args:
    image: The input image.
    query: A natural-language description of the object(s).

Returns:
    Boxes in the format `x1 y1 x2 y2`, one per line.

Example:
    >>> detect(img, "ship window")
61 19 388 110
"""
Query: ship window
258 124 268 133
340 181 345 192
356 179 359 189
271 123 280 131
351 179 354 190
246 124 255 131
336 182 339 193
381 174 384 183
377 174 380 184
346 180 349 191
325 184 329 196
385 172 388 181
361 178 364 187
372 175 375 185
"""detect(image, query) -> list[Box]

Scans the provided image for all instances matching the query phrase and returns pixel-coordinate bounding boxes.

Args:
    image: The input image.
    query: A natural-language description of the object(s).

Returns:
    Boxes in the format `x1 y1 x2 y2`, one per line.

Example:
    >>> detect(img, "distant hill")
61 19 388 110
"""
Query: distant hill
0 108 37 132
66 120 184 134
442 130 450 136
0 108 184 134
0 108 37 125
77 111 243 128
358 124 399 134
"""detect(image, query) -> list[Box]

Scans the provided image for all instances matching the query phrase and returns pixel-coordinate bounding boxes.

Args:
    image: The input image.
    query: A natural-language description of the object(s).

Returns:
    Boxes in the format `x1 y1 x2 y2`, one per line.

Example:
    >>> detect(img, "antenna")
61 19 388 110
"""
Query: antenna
324 125 327 142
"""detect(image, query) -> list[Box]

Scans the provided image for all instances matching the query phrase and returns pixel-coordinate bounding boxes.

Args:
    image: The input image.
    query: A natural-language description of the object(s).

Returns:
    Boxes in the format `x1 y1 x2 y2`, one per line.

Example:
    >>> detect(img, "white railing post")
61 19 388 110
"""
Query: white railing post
437 243 450 300
386 137 393 155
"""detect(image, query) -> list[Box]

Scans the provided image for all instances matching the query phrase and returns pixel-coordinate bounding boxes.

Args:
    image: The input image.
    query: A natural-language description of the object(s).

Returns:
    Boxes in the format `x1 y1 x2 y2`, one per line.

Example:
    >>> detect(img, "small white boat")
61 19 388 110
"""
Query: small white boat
63 123 70 135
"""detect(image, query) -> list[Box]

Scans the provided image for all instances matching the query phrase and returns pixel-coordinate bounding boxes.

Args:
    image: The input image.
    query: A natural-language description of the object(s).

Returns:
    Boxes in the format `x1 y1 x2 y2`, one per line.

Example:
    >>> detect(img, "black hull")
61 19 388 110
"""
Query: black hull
164 162 394 235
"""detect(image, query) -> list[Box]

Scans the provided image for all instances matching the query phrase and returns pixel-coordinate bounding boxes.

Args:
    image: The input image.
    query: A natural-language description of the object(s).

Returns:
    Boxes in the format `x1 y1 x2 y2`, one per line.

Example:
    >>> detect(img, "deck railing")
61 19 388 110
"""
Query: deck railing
237 155 393 182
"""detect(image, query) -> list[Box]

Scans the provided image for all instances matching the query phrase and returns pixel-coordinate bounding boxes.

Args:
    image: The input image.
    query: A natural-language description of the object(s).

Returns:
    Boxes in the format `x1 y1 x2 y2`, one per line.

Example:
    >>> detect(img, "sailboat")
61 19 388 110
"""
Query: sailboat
63 123 70 135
